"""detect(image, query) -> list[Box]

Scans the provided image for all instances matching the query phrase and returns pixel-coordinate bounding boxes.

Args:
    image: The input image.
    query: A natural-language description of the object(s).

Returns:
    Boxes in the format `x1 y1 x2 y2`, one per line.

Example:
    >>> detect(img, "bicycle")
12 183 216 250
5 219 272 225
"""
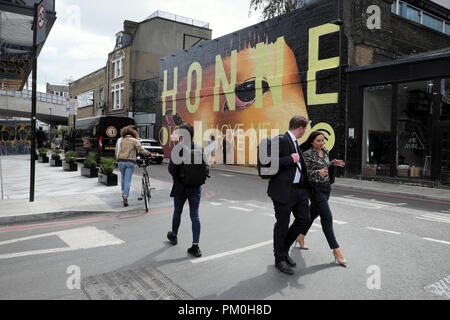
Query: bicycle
136 155 154 212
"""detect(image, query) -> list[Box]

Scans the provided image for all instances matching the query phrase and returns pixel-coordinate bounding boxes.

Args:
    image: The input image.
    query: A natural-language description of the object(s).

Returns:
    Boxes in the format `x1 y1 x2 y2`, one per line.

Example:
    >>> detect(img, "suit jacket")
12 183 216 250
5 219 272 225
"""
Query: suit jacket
168 142 209 197
267 132 310 204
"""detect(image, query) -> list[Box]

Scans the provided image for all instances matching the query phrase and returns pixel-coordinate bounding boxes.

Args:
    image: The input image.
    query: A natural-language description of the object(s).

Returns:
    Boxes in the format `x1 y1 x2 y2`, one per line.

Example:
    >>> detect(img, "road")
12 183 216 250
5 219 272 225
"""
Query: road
0 163 449 300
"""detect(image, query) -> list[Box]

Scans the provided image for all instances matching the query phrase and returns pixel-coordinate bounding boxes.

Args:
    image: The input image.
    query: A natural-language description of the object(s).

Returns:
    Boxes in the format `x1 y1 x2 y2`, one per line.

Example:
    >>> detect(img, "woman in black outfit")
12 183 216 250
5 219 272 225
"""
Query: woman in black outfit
296 131 348 266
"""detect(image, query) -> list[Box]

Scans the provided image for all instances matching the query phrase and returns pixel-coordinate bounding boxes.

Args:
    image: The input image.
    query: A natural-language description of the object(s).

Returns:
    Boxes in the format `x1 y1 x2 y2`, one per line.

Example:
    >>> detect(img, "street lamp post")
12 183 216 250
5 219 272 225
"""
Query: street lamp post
49 107 52 148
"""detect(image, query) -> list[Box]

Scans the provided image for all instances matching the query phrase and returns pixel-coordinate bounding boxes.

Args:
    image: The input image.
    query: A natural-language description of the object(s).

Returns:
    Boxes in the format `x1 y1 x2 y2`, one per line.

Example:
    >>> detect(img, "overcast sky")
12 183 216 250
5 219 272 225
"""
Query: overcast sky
36 0 450 93
36 0 262 92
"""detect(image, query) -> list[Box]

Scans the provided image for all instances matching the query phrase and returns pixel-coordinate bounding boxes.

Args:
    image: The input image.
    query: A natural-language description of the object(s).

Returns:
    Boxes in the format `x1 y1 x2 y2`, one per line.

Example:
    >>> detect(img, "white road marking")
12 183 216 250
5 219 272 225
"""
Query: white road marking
209 202 223 206
191 240 273 264
368 199 407 206
229 206 254 212
417 213 450 224
329 197 385 209
218 174 235 177
218 199 239 203
245 203 268 209
0 227 124 260
441 210 450 214
422 238 450 245
366 227 401 235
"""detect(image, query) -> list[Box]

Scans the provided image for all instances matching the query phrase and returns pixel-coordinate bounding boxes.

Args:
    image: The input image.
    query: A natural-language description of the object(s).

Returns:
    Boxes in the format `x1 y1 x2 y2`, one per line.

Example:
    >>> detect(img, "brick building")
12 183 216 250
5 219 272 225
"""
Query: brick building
156 0 450 187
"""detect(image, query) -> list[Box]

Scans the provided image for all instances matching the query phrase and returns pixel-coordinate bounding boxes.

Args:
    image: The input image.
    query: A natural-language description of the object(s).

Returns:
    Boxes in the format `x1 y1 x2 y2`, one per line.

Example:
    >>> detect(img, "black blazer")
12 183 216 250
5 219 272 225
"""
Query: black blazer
267 132 310 204
168 142 209 197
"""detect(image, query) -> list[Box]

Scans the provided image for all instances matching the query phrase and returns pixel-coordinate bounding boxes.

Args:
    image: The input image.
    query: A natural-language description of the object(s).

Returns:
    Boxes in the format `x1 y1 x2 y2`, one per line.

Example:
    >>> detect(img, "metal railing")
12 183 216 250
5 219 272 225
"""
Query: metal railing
0 89 67 105
146 10 210 29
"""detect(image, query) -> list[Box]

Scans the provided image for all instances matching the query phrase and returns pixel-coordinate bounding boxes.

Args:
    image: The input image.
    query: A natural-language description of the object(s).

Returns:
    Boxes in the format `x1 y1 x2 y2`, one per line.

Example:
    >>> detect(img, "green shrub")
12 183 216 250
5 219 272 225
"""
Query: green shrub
99 157 115 175
83 152 98 168
38 148 48 157
64 151 77 164
51 149 62 160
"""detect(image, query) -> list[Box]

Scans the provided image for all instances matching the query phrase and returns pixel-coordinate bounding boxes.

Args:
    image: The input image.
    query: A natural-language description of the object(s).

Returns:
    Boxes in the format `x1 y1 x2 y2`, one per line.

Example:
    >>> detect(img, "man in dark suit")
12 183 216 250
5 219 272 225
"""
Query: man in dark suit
268 115 311 275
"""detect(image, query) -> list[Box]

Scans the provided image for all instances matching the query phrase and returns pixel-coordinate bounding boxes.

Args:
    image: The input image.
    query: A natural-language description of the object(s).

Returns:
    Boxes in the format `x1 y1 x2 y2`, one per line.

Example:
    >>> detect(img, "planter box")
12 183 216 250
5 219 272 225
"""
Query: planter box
38 156 49 163
98 172 118 186
50 159 62 167
63 162 78 172
397 168 409 177
363 166 376 176
81 166 98 178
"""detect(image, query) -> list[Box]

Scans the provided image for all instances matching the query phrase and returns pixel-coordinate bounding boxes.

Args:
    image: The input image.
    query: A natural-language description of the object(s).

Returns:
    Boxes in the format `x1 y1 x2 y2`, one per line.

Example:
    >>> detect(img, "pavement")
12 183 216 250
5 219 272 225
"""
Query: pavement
0 154 449 225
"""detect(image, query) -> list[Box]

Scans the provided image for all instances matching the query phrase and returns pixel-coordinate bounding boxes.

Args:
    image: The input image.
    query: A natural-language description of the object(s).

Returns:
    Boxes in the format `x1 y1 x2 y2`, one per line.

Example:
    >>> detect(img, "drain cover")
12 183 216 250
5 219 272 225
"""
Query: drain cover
81 264 193 300
424 275 450 299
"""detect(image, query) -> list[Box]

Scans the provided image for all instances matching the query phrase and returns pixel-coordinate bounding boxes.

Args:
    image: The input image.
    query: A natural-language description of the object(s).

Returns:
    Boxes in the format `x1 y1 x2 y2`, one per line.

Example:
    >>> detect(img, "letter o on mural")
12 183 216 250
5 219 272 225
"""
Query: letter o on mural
311 122 335 151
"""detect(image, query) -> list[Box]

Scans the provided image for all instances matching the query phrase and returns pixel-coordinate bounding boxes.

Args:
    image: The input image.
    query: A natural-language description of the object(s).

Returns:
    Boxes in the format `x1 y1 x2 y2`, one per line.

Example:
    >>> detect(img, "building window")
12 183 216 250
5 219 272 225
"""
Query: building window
405 5 420 23
423 12 443 32
393 1 449 35
397 80 435 179
112 56 125 79
362 85 393 177
111 82 124 110
441 78 450 122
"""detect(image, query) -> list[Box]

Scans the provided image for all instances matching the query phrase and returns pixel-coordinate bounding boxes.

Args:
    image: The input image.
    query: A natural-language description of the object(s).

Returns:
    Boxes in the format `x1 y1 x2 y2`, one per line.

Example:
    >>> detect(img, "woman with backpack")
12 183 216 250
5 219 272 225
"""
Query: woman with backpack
296 131 348 266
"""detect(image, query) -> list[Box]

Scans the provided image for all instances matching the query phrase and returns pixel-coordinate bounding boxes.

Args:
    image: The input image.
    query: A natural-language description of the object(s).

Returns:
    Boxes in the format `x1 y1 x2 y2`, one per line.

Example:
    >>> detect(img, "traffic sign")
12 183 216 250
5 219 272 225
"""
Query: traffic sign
35 3 46 45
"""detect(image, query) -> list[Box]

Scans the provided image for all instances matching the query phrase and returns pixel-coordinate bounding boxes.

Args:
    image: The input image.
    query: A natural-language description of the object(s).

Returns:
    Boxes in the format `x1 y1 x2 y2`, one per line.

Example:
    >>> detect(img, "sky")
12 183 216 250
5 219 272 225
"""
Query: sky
36 0 262 92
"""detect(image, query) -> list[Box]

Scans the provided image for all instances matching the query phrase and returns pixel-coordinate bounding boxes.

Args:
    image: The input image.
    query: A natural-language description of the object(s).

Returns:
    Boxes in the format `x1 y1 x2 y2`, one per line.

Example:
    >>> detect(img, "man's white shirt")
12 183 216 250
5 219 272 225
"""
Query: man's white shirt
287 131 302 184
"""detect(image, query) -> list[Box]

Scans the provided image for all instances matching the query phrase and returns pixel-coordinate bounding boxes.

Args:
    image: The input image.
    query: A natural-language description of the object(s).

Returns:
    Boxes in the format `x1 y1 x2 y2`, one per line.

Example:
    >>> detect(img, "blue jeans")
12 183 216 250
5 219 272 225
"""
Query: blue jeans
118 162 136 197
172 186 202 244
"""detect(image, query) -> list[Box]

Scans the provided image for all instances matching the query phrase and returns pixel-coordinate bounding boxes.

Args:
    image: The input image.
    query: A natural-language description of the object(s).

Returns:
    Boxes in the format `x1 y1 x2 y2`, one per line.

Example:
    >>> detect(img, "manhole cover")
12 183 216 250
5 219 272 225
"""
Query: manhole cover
81 264 193 300
424 275 450 299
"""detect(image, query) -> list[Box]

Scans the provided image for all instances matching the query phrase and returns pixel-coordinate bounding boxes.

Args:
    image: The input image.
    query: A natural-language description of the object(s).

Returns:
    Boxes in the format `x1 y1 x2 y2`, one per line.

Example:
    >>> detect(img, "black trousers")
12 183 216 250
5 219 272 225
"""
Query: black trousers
301 182 339 250
272 184 311 263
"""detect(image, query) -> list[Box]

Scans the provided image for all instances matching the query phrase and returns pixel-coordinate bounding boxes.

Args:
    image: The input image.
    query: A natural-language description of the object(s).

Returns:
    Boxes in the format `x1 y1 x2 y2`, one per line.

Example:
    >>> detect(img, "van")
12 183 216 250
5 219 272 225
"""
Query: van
65 116 135 160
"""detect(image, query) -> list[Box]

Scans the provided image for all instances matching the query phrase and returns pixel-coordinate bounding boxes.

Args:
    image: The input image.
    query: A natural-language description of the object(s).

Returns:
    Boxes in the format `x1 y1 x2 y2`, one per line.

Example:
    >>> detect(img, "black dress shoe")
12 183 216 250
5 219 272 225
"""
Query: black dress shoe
275 261 294 275
285 255 297 267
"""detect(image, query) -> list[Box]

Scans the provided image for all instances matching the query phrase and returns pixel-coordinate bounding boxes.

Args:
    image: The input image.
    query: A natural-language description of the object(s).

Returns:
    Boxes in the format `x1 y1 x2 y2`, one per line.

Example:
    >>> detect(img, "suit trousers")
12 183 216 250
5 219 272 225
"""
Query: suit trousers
301 182 339 250
272 184 311 263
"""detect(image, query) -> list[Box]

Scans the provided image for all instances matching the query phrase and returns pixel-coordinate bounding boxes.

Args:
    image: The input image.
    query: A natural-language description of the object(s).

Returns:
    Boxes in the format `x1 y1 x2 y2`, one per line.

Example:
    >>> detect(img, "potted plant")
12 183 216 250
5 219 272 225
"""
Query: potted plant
38 148 49 163
63 151 78 172
81 152 99 178
50 149 63 167
98 157 117 186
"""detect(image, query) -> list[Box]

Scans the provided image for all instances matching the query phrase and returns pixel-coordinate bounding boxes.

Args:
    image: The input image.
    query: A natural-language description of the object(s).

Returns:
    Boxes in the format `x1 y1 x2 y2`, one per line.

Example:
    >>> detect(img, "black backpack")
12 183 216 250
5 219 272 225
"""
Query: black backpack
180 147 209 186
257 135 283 180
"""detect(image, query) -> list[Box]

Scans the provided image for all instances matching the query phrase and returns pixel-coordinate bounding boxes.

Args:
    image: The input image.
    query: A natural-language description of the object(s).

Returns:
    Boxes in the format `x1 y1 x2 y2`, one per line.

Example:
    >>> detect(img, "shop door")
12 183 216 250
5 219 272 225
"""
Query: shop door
439 123 450 186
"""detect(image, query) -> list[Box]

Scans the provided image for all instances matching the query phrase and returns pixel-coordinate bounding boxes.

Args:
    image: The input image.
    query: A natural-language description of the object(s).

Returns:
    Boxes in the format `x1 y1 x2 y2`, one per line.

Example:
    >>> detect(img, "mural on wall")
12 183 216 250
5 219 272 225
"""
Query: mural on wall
0 121 32 155
157 0 345 164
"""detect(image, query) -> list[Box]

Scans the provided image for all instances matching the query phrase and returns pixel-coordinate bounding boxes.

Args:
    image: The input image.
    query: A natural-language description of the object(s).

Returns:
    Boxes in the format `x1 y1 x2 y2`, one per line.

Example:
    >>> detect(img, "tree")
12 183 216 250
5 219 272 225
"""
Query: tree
249 0 297 20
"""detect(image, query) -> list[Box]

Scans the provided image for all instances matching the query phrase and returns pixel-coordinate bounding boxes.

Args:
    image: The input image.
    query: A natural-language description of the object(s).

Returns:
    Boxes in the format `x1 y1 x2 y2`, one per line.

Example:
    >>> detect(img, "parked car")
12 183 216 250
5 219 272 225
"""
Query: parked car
139 138 164 164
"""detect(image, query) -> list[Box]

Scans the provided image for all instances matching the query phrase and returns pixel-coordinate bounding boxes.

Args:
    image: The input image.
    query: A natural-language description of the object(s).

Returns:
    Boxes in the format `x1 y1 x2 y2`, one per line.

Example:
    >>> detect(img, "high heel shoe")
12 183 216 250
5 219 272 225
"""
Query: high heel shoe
295 234 309 250
333 250 348 267
123 196 128 207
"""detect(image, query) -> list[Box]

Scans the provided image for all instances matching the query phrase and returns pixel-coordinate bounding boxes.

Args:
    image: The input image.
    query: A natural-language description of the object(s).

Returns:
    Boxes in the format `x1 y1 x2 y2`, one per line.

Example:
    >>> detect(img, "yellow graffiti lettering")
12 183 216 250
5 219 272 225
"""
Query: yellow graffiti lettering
255 36 284 108
214 50 237 112
186 62 203 114
307 23 340 105
162 67 178 116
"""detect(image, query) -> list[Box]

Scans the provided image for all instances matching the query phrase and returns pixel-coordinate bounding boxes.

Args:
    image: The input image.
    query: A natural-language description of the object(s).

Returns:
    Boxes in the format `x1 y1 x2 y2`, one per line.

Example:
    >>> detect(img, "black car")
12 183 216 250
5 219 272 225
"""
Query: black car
139 138 164 164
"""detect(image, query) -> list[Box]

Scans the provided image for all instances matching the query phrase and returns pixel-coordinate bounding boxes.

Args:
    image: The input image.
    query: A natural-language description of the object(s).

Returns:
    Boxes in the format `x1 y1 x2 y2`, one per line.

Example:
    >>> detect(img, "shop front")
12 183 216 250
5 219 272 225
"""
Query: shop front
346 49 450 187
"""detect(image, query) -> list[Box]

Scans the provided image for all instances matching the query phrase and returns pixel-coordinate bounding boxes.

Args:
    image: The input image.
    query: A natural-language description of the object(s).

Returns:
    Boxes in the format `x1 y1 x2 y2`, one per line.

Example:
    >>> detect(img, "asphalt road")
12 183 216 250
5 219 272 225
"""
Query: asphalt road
0 163 449 300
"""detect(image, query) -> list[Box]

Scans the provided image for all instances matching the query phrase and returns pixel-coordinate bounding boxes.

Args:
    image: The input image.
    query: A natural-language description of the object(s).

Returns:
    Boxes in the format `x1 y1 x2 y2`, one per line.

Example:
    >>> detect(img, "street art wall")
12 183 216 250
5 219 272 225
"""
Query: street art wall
157 0 346 165
0 120 32 155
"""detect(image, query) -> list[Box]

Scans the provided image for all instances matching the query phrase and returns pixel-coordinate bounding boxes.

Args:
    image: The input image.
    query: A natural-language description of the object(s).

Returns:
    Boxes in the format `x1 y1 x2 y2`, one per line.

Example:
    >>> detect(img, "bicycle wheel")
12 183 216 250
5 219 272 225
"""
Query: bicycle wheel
142 177 149 212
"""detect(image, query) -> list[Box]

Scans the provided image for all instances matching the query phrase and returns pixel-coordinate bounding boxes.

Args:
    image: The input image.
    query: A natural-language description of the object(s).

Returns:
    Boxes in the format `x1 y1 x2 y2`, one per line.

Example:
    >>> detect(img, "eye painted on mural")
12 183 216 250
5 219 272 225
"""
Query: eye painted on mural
223 77 270 111
164 108 183 126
